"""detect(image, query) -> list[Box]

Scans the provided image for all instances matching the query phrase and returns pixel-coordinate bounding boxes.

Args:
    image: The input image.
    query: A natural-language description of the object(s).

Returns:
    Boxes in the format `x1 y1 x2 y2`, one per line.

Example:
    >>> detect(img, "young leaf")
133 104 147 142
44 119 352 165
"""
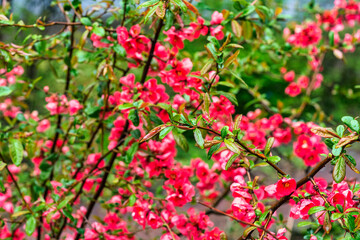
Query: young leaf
159 126 174 140
264 137 275 156
350 119 359 132
171 0 187 12
332 144 342 157
311 127 340 138
194 128 204 149
208 143 221 160
0 161 6 171
139 124 167 143
25 216 36 236
138 0 159 9
336 125 345 137
221 126 229 139
128 194 137 206
225 153 239 170
224 139 241 154
80 17 92 26
308 206 326 215
0 86 13 97
267 156 281 164
333 156 346 183
331 212 343 221
341 116 354 128
231 20 242 38
9 139 24 167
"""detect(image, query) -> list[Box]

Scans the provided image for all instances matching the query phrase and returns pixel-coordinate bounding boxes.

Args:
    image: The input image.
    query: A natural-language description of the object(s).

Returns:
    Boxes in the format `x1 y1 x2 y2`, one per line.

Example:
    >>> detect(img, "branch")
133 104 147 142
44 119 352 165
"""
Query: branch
198 201 279 240
140 18 164 84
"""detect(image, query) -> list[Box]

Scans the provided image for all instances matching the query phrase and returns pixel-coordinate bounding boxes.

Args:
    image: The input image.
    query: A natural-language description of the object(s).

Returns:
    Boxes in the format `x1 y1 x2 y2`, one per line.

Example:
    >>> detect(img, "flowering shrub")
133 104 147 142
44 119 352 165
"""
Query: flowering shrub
0 0 360 240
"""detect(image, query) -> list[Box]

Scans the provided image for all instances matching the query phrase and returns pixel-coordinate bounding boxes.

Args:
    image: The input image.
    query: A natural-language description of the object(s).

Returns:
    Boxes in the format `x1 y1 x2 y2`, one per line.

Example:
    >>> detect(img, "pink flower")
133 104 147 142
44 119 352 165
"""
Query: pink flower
297 75 309 88
37 119 50 132
285 82 301 97
283 71 295 82
210 25 225 40
166 183 195 207
276 178 296 198
287 21 322 47
231 197 256 225
68 99 83 115
161 233 180 240
189 17 208 39
210 11 224 25
90 34 113 48
116 26 129 44
147 211 162 229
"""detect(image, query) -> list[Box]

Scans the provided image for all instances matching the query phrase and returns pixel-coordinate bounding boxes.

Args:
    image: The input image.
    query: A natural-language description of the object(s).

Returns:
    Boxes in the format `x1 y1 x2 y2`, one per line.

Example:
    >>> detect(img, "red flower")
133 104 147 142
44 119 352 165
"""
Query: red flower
276 178 296 198
285 82 301 97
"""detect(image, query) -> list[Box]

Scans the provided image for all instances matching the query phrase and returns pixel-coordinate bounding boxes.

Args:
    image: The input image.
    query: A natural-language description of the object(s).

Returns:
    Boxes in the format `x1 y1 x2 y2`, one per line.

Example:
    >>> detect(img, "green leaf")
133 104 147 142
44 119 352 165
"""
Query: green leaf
259 211 269 224
138 0 159 8
224 139 241 154
131 129 141 140
12 210 30 218
332 144 342 156
345 154 357 166
348 214 355 232
297 221 317 227
0 161 6 171
144 6 157 23
194 128 204 149
173 130 189 152
0 86 13 97
208 143 221 160
337 204 344 213
159 126 173 140
308 206 326 215
128 109 140 126
215 91 238 106
92 26 105 37
63 208 75 222
224 69 248 88
80 17 92 26
171 0 187 12
329 31 335 46
331 212 343 221
221 126 229 139
207 36 220 49
0 178 5 192
333 156 346 183
118 103 133 110
341 116 354 127
128 194 137 206
350 119 360 132
125 142 139 164
25 216 36 236
164 10 174 31
225 153 239 170
9 139 24 167
264 137 275 156
113 44 126 57
267 156 281 164
57 194 74 209
206 43 218 60
336 125 345 137
240 5 256 17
